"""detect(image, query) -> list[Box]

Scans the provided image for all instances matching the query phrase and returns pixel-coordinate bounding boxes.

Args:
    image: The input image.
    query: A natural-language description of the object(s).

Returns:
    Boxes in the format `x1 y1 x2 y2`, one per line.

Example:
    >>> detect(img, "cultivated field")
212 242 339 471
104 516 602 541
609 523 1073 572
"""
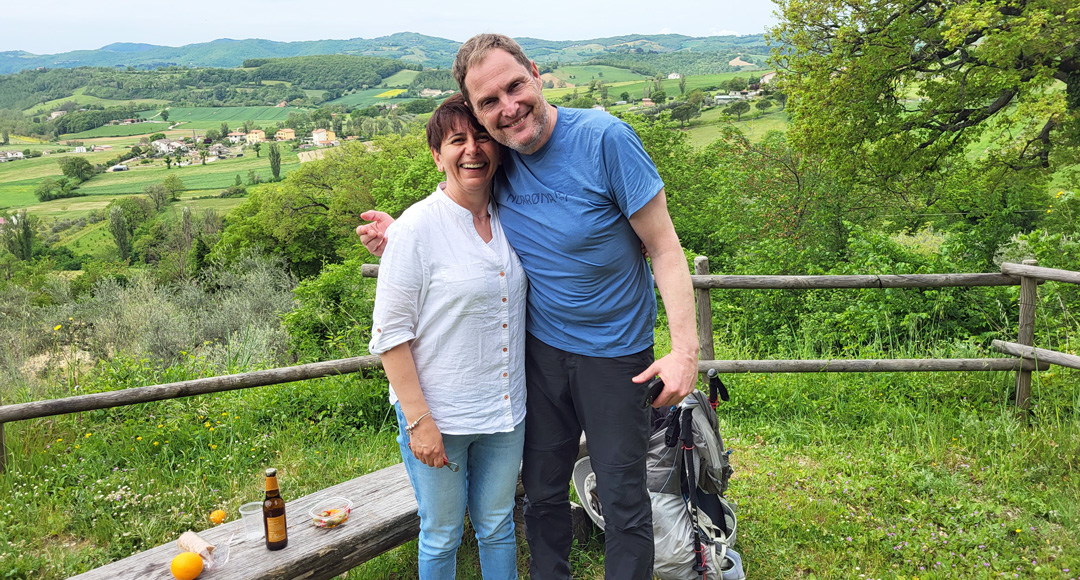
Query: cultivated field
63 122 173 139
22 87 170 116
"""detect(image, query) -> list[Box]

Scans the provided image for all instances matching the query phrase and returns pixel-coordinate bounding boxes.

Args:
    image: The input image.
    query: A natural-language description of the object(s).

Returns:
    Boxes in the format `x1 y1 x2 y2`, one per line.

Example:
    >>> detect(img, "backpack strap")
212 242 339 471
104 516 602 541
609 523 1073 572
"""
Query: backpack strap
680 405 709 578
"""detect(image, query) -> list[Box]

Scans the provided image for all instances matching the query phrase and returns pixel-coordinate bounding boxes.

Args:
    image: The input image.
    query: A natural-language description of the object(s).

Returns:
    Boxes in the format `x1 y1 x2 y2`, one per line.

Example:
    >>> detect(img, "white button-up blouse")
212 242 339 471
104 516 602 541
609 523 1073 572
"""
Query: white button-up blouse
369 185 527 435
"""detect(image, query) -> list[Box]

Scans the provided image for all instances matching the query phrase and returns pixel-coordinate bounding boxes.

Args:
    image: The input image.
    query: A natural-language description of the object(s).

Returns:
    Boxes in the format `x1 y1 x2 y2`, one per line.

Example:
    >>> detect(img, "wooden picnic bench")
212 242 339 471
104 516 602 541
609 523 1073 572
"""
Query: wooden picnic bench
68 463 419 580
68 438 590 580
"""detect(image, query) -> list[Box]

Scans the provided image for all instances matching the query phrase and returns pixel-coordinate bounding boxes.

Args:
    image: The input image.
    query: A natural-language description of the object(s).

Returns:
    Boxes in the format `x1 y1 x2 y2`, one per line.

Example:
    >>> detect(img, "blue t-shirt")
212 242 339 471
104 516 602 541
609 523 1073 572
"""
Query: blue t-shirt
494 107 664 357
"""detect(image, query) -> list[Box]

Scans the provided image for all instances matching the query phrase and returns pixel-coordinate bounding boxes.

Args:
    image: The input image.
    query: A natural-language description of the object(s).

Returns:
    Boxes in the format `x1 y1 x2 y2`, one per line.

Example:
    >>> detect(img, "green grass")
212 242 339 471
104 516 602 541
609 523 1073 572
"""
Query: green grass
325 89 416 108
380 70 420 87
22 87 170 116
138 106 303 124
548 65 648 84
1 298 1077 579
63 122 173 140
685 108 791 147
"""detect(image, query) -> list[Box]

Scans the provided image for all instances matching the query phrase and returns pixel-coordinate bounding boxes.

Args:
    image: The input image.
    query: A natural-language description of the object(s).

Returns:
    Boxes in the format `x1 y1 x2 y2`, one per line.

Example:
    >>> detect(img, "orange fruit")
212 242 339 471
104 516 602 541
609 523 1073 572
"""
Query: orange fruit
209 509 226 525
170 551 204 580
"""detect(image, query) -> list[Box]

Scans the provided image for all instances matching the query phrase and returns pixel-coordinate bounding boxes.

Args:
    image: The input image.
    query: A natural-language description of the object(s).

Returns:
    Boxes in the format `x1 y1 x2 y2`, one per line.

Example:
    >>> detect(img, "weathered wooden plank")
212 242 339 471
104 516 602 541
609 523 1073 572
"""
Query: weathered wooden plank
697 358 1042 373
1013 260 1039 409
688 273 1020 289
68 463 419 580
0 356 382 424
362 264 1020 290
992 340 1080 371
694 257 715 375
1001 262 1080 285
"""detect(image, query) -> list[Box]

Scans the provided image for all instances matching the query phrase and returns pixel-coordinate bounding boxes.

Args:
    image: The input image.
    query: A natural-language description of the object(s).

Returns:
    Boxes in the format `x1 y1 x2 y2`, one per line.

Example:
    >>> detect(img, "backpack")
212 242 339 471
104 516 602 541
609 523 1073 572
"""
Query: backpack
573 373 743 580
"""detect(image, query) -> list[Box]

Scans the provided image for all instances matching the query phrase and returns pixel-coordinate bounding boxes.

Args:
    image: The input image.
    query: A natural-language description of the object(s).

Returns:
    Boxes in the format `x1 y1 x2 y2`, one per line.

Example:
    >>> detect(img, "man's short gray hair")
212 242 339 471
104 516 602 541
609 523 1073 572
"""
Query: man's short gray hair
452 34 533 107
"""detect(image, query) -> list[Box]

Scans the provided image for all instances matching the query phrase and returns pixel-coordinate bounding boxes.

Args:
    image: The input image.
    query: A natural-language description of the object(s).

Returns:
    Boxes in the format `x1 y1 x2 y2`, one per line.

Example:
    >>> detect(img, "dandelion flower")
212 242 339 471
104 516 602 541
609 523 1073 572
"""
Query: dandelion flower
204 422 211 428
56 438 63 443
54 325 62 331
153 441 159 446
209 427 215 431
136 436 142 441
85 433 92 438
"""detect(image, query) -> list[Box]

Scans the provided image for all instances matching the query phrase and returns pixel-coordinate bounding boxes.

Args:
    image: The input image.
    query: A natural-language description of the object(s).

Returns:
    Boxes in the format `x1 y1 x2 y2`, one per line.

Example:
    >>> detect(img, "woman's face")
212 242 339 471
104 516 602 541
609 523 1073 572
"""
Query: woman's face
431 119 500 195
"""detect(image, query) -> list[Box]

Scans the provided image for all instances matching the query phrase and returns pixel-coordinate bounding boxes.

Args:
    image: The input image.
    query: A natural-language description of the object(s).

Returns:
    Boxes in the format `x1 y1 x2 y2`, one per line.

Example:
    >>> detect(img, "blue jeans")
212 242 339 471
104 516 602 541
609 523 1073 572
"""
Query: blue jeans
395 402 525 579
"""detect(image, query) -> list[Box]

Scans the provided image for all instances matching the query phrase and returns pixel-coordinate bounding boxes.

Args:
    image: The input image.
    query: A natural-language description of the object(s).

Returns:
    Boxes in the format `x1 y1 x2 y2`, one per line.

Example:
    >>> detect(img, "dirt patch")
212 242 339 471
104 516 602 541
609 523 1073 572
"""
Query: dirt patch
729 56 754 67
540 73 573 88
20 350 96 379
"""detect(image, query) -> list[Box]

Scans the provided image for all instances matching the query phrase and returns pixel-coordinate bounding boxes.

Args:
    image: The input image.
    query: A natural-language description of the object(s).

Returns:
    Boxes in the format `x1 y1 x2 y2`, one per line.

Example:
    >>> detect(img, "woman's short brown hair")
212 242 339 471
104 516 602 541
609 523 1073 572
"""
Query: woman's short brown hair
426 93 487 152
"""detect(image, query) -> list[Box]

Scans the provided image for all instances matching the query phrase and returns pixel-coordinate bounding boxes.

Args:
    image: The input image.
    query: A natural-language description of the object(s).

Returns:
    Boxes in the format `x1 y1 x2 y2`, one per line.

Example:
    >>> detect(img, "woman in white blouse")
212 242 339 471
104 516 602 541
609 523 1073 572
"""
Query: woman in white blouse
368 94 527 579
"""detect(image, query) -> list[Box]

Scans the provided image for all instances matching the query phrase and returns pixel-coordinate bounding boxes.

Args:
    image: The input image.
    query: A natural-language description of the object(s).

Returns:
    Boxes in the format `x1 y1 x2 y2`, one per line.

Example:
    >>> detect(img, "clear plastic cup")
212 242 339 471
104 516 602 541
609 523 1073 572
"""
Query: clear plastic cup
238 501 263 540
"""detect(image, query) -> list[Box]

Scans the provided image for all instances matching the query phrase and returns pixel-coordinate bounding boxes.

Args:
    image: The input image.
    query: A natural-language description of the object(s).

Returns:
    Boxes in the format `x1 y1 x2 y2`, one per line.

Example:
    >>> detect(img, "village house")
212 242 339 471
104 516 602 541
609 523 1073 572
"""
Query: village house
246 130 266 144
208 144 231 158
73 146 87 153
91 145 113 152
275 128 295 141
227 131 247 144
49 111 67 120
151 139 187 155
1 151 25 160
667 72 682 80
641 97 654 107
312 128 338 147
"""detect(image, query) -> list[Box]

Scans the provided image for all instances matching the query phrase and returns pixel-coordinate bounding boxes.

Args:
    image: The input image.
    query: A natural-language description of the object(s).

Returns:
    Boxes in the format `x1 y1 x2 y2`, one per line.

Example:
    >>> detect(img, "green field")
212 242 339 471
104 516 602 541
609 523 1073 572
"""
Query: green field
380 69 420 87
63 122 173 139
325 88 417 108
138 106 304 124
548 65 648 84
22 87 170 116
1 145 301 214
542 71 767 103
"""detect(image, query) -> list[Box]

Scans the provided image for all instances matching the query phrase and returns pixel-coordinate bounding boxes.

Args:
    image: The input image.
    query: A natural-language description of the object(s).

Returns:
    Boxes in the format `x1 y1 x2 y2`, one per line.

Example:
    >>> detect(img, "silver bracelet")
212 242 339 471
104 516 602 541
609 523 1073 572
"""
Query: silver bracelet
404 411 431 435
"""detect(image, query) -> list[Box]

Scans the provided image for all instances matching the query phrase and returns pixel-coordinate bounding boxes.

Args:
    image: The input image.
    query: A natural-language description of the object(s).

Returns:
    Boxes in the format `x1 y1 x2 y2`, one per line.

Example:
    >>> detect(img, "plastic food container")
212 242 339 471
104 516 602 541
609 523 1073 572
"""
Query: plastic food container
310 497 352 529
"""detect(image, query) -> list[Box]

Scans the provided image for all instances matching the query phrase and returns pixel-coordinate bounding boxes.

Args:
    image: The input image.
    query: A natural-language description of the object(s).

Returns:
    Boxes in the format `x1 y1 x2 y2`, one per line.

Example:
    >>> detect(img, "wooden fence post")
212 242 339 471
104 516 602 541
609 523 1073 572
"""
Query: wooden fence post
1015 259 1038 409
694 256 715 382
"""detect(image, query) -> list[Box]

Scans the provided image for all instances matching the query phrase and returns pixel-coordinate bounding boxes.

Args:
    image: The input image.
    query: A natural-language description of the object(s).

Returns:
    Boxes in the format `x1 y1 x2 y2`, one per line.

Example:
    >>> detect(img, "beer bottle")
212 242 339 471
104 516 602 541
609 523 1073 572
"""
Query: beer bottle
263 467 288 550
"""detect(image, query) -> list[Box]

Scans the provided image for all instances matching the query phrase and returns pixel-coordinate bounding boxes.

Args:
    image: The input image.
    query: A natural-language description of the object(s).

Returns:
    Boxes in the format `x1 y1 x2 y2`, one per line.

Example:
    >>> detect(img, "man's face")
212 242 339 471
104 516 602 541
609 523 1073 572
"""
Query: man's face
464 49 552 154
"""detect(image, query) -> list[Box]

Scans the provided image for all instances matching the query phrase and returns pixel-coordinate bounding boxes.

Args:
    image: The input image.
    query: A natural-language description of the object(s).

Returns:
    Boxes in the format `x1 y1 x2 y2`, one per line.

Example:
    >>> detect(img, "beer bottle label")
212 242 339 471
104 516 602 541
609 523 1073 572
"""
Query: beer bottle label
266 515 287 542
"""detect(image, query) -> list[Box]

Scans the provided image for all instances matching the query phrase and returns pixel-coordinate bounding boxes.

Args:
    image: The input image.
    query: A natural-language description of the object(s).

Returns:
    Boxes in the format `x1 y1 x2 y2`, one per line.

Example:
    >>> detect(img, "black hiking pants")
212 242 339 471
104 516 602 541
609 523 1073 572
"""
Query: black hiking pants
521 333 654 580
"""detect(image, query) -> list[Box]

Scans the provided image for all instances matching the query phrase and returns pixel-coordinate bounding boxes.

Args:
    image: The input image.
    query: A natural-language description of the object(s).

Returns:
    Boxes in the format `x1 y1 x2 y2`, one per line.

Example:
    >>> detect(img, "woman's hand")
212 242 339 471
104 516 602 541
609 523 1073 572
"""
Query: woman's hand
408 416 446 468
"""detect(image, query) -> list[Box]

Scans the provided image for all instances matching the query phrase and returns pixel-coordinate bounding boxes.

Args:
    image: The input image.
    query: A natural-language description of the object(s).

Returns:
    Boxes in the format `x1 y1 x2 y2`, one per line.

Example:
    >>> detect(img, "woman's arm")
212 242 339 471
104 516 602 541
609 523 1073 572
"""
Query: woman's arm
379 342 445 468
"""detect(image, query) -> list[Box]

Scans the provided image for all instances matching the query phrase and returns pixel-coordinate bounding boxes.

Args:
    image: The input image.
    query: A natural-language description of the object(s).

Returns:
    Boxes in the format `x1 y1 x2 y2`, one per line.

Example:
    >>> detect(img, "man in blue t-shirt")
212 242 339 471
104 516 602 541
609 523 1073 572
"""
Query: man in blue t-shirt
359 34 699 580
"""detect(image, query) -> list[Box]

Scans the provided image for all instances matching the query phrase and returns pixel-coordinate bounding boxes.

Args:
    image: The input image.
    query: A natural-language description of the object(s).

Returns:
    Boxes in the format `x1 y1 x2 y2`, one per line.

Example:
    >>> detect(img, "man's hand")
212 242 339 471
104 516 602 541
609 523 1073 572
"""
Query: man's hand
633 349 699 408
356 210 394 257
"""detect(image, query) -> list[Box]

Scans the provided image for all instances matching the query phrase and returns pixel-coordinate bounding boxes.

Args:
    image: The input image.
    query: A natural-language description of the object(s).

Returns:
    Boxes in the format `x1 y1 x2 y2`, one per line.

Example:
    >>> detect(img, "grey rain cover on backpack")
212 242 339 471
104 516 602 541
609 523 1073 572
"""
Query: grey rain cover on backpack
572 389 742 579
647 390 741 580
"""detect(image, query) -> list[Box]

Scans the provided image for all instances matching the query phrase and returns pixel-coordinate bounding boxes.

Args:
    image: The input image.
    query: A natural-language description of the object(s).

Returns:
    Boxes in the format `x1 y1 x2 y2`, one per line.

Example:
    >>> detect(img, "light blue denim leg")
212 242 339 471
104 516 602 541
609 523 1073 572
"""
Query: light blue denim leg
465 420 526 580
396 403 468 580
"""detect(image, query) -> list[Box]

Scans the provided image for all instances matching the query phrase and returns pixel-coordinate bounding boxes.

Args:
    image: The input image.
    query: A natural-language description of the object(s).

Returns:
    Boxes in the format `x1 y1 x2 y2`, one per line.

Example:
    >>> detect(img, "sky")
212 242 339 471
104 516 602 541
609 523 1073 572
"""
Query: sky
2 0 779 54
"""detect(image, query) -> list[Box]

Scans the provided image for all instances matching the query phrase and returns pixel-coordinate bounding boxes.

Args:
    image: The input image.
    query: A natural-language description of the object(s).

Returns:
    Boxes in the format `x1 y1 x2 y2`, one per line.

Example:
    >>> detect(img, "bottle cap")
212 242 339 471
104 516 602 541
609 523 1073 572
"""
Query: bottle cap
265 467 277 477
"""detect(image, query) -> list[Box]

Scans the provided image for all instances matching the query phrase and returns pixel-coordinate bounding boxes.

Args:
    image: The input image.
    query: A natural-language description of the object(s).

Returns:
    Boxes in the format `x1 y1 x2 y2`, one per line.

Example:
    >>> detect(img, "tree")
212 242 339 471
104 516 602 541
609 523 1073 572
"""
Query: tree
162 174 185 199
1 209 36 261
652 90 667 105
1 129 8 145
253 142 262 158
620 91 630 102
149 132 166 142
205 128 221 142
164 155 172 169
160 109 169 122
671 104 696 127
58 156 95 182
755 100 773 116
109 206 132 261
268 143 282 181
34 177 80 202
220 121 230 137
145 183 171 211
726 101 751 121
727 77 748 92
678 76 687 95
771 0 1080 191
